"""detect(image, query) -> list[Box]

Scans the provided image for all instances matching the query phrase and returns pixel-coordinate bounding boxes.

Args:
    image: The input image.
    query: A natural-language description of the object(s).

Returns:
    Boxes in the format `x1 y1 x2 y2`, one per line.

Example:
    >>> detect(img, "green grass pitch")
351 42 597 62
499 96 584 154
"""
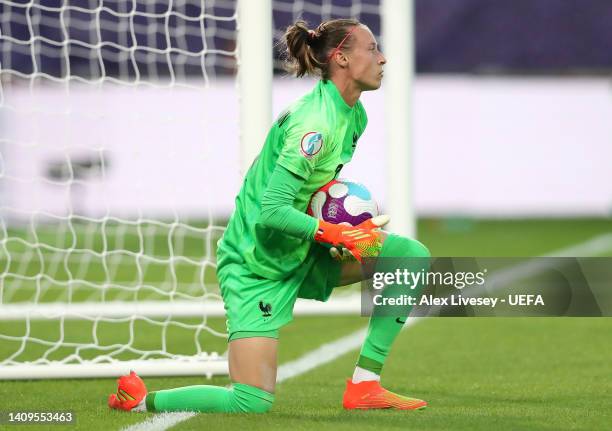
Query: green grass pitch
1 218 611 430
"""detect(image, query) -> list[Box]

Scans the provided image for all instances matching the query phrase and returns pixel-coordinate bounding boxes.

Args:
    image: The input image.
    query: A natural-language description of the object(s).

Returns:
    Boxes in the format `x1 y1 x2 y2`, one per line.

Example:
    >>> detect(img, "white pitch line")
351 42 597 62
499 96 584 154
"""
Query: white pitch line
120 325 387 431
486 233 612 287
422 232 612 314
122 232 612 431
122 412 196 431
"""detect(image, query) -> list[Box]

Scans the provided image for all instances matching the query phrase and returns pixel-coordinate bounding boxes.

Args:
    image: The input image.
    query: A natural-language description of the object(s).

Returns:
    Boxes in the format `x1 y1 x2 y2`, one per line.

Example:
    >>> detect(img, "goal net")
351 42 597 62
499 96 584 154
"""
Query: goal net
0 0 393 380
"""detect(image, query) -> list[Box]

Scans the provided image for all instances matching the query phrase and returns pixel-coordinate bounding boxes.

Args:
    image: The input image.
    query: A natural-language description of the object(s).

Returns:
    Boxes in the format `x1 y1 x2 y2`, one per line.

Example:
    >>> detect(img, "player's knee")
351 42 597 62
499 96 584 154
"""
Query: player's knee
410 239 431 259
237 396 273 413
382 234 431 259
232 383 274 413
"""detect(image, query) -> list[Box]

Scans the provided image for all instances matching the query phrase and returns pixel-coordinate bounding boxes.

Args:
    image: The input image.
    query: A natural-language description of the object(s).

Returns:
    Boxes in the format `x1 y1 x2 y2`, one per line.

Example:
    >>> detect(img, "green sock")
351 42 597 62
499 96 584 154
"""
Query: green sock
146 382 274 413
357 234 430 374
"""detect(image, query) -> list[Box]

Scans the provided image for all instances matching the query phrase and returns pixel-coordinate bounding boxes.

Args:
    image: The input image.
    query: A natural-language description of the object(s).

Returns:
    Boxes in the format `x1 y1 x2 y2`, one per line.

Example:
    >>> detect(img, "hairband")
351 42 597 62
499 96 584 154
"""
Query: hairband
326 25 358 63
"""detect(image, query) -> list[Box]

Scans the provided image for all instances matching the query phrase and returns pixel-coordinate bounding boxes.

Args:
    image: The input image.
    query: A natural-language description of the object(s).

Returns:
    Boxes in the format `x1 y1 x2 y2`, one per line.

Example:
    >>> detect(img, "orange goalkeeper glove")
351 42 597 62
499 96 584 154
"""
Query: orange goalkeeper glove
315 215 389 262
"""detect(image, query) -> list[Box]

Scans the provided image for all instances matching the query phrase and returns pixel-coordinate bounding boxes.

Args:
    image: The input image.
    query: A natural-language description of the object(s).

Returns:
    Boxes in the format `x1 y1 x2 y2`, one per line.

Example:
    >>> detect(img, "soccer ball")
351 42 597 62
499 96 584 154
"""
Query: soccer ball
308 179 378 226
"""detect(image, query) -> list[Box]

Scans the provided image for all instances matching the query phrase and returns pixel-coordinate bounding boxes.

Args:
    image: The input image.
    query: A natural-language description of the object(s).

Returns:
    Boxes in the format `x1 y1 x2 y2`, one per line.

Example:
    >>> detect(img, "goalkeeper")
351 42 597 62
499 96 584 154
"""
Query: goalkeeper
109 18 430 414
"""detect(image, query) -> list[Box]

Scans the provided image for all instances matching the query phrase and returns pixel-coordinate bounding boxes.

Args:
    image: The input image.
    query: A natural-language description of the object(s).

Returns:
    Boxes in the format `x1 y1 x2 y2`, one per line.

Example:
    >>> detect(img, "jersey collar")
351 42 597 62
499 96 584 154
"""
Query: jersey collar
320 80 354 115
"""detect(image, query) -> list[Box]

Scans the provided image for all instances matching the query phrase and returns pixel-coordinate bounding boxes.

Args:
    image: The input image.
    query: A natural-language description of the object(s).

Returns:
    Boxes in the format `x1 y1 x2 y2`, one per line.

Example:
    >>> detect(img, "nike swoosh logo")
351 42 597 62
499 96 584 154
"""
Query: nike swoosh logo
396 318 406 325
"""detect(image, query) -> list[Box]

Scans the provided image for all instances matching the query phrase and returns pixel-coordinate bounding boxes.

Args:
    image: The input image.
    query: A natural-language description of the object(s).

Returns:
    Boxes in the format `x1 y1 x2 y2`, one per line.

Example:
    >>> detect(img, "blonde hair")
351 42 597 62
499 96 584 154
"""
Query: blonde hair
281 19 360 80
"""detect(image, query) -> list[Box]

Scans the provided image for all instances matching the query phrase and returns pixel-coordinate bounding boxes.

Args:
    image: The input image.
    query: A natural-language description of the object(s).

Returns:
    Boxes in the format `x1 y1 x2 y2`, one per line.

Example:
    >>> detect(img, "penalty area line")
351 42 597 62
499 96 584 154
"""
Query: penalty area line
121 232 612 431
121 324 407 431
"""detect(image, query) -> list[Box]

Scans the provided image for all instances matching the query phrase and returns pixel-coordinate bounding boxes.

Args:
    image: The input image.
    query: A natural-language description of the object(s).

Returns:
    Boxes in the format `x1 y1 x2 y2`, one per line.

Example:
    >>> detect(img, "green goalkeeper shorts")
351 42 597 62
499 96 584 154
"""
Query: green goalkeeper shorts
217 243 342 341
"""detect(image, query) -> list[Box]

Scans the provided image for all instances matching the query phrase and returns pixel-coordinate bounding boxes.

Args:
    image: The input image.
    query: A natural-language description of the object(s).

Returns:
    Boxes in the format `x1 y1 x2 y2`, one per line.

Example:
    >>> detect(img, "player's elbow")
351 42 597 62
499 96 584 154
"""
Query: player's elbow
259 191 291 230
258 200 279 228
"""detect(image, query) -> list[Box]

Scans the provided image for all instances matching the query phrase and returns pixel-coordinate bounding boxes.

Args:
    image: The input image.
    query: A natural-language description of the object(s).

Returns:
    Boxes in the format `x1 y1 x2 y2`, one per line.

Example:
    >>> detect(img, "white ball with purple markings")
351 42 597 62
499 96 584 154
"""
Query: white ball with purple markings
308 179 379 226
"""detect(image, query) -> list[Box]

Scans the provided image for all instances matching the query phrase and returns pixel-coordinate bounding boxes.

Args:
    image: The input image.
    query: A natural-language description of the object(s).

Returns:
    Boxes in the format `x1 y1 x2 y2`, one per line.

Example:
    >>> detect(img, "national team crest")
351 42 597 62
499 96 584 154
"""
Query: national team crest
300 132 323 159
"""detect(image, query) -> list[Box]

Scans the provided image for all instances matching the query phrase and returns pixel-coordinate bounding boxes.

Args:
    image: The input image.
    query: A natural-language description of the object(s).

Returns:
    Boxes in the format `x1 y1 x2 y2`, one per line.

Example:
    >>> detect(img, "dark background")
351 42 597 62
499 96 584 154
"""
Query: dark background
1 0 610 80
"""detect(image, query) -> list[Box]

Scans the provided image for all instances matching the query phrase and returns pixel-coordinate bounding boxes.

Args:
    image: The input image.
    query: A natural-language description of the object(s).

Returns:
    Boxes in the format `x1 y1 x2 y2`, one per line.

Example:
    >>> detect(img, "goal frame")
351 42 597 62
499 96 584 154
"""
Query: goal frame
0 0 414 380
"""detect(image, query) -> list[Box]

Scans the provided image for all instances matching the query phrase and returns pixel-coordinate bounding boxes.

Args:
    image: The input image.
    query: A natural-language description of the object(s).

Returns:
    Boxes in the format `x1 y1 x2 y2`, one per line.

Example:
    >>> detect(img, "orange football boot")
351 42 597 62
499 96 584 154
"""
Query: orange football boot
108 370 148 412
343 379 427 410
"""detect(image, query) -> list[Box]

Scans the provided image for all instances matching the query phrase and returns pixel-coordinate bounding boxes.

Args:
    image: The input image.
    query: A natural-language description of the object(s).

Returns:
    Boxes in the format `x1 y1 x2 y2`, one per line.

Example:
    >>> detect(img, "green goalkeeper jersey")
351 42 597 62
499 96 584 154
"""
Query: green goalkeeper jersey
218 79 368 280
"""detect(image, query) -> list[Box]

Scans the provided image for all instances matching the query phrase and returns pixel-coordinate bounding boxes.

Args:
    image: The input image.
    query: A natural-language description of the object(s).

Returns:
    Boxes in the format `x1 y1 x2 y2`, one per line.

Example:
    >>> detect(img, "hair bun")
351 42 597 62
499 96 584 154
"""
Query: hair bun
306 29 316 45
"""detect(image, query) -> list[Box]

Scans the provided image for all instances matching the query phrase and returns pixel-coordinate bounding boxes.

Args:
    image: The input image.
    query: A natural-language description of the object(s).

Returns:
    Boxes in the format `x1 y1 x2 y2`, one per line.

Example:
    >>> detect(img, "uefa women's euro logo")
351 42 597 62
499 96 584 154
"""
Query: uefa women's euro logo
300 132 323 159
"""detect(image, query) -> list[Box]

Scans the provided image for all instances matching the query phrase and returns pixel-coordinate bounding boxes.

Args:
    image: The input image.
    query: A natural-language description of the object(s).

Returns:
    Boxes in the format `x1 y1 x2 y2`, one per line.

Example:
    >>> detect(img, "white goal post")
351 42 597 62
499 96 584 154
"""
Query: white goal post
0 0 413 380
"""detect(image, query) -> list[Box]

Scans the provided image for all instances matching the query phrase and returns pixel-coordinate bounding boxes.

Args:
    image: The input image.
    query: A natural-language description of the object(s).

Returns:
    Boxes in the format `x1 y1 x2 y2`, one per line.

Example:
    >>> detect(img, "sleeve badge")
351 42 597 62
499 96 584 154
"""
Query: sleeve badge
300 131 324 159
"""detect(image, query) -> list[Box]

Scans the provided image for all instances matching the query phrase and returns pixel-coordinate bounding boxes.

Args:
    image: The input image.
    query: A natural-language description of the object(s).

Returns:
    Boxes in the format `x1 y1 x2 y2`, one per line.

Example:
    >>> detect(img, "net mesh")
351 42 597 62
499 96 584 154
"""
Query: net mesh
0 0 381 377
0 0 238 373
